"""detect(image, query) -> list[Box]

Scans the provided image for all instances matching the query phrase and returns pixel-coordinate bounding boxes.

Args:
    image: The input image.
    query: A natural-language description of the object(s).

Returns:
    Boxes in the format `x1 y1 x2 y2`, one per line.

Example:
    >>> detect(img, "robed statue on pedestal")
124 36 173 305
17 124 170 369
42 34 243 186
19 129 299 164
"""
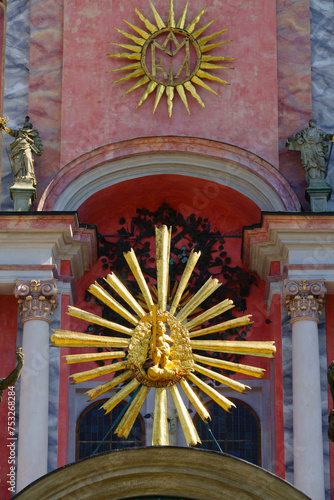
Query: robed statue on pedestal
0 115 43 186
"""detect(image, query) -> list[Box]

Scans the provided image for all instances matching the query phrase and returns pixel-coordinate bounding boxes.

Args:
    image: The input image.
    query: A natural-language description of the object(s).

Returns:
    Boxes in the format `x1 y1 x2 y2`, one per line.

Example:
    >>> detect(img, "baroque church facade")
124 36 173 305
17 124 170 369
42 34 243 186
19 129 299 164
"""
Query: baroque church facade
0 0 333 499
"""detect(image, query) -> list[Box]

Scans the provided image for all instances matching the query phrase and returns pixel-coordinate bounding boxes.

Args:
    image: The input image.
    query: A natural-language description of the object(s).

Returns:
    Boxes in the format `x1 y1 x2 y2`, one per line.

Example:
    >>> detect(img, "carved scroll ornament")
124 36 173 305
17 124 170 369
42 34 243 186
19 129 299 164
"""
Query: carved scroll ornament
14 280 58 323
283 279 326 323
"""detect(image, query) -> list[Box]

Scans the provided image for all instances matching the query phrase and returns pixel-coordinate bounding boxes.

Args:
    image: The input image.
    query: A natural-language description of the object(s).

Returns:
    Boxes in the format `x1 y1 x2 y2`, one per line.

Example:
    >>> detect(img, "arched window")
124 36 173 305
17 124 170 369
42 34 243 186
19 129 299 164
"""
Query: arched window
194 399 261 466
76 399 145 460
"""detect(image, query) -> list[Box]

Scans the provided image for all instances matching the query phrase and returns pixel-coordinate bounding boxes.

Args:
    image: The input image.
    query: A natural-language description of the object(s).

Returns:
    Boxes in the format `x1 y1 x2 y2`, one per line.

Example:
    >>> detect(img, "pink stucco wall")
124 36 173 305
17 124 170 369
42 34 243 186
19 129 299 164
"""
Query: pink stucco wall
59 0 279 168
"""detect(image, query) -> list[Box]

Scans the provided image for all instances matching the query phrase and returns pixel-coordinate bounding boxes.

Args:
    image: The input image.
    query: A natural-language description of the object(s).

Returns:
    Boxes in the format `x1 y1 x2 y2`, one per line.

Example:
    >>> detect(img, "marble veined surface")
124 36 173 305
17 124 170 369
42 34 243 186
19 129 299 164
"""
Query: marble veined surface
282 307 330 499
0 0 30 210
310 0 334 210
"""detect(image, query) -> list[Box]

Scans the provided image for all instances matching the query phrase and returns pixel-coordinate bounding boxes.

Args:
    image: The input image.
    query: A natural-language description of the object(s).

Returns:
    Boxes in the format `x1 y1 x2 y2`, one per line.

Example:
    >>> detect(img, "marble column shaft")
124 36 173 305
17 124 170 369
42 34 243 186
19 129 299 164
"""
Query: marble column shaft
14 280 58 492
284 279 326 500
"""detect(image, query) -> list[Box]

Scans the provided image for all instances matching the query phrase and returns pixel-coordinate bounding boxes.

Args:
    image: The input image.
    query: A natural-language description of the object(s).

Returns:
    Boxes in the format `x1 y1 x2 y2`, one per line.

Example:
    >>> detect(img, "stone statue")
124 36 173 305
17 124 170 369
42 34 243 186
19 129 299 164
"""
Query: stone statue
0 348 24 402
0 115 43 186
286 119 333 185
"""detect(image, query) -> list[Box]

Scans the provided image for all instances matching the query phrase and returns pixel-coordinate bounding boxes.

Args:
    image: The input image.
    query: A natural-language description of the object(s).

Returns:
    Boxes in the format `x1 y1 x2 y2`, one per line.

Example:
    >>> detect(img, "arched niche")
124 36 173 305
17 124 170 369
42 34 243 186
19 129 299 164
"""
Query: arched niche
15 447 309 499
38 137 300 212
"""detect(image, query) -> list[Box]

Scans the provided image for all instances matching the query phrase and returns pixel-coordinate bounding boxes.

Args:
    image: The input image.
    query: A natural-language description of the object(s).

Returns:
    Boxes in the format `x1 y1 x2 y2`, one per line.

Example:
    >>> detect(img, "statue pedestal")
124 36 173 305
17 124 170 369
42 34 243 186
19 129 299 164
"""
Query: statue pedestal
305 179 331 212
10 179 36 211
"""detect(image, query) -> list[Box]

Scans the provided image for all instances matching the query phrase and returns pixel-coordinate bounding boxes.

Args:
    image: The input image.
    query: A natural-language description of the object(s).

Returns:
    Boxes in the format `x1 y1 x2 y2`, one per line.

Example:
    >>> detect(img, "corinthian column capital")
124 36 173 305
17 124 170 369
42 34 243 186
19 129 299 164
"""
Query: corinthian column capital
14 280 58 323
283 279 326 323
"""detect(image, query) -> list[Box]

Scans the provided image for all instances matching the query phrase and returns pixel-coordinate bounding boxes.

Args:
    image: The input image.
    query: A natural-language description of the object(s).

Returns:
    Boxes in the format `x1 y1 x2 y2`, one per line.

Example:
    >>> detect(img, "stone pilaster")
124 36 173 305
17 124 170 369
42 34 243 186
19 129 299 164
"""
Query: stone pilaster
283 279 326 323
15 279 58 492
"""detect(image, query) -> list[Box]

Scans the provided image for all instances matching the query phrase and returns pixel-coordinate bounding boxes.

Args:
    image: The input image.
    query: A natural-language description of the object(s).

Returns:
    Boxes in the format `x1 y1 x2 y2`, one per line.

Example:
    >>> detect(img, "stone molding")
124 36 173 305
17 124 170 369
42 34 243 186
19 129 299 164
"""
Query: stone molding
37 138 301 212
14 280 58 323
283 279 326 323
14 447 310 500
0 214 98 287
242 214 334 293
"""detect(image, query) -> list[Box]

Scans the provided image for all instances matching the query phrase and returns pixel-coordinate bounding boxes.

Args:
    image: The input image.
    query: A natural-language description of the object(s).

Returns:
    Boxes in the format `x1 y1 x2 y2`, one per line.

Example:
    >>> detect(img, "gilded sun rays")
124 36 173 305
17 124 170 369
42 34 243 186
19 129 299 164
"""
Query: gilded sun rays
107 0 235 117
51 226 275 447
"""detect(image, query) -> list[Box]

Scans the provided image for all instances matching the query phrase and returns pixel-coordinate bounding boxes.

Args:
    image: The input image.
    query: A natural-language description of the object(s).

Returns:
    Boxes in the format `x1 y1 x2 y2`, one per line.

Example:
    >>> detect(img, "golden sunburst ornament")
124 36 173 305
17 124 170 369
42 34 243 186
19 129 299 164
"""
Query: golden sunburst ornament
108 0 235 117
51 226 275 446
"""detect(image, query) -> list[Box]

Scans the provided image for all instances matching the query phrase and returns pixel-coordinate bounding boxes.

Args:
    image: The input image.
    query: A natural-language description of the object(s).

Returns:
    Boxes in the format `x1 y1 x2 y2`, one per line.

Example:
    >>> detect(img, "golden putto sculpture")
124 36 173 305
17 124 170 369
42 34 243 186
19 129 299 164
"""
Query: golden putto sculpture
108 0 235 117
51 226 275 446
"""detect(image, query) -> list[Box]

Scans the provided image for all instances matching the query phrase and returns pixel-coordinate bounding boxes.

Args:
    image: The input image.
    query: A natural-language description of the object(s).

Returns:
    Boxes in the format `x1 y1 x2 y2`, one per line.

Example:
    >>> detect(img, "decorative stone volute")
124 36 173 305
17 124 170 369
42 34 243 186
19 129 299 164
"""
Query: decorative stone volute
14 280 58 323
283 279 326 323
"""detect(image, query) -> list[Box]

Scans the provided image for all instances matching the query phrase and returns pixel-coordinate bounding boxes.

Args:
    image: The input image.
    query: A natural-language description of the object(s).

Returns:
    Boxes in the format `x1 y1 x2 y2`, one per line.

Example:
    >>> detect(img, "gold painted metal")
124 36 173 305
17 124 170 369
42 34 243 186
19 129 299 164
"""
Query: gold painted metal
127 309 194 388
189 314 253 337
105 273 146 318
179 378 210 421
0 116 9 127
155 225 171 310
141 28 202 87
101 378 141 415
70 361 128 384
193 353 265 378
176 276 221 322
186 7 207 33
191 74 220 96
109 0 234 116
64 351 126 364
190 340 276 357
184 298 233 329
194 363 250 393
135 8 157 33
177 1 188 29
51 224 276 448
169 384 200 446
123 76 150 96
188 372 236 412
109 62 142 73
67 305 137 332
115 385 151 439
87 283 140 324
51 330 130 348
152 387 169 445
86 371 133 401
169 249 201 315
123 248 154 311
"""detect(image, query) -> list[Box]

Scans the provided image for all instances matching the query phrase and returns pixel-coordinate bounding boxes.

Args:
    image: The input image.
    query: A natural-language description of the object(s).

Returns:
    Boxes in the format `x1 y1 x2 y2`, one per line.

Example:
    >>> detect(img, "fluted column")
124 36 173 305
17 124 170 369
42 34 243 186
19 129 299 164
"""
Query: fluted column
14 280 58 492
284 279 326 500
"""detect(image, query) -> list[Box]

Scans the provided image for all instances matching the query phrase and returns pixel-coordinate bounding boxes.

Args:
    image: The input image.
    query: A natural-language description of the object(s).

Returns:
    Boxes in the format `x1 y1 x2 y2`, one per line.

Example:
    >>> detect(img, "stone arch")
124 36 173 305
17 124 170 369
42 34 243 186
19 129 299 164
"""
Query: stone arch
15 447 309 499
38 137 300 212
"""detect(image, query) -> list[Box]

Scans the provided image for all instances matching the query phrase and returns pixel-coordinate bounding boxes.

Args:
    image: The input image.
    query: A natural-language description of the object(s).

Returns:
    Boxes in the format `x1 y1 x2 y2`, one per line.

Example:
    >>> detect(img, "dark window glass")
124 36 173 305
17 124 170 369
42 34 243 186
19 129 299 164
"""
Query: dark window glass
194 399 261 466
76 400 145 460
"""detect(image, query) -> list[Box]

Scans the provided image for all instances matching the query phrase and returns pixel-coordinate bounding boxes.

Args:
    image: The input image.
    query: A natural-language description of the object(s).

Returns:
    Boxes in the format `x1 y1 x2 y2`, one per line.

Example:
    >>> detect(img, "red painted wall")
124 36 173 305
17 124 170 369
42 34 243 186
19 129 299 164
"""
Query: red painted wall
58 0 279 168
0 296 18 500
326 295 334 497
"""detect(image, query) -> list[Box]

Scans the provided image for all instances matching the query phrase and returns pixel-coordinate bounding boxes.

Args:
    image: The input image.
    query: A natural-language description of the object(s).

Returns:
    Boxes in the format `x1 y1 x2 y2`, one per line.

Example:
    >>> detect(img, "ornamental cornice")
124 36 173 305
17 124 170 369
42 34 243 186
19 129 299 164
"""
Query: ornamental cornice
14 280 58 323
283 279 326 323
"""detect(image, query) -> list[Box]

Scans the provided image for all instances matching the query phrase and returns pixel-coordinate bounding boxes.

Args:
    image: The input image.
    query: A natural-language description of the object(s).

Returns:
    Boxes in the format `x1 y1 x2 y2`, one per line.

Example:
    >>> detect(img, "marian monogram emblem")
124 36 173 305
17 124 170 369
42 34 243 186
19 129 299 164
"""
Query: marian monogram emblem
108 0 235 117
141 28 201 86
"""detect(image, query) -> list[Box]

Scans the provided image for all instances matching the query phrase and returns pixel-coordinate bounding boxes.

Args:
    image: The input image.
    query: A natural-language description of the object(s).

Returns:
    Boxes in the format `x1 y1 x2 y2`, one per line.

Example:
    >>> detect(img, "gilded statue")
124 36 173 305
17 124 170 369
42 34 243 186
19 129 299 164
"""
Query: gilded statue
51 226 276 447
147 320 176 381
286 119 334 185
0 348 24 402
0 116 43 186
